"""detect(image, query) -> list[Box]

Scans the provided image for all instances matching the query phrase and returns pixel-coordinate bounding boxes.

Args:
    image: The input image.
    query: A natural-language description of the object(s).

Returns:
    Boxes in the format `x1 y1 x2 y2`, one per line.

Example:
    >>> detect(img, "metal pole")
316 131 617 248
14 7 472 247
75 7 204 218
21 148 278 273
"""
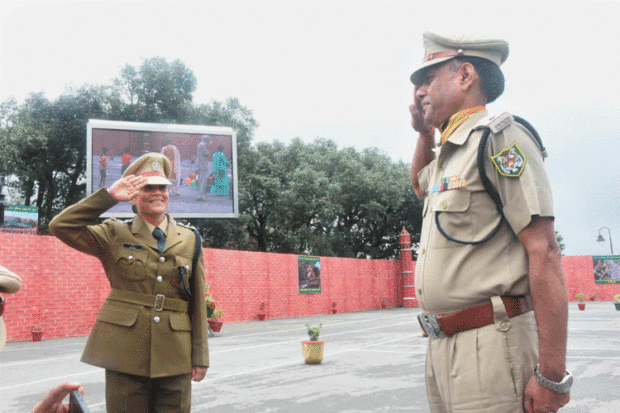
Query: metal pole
598 227 614 255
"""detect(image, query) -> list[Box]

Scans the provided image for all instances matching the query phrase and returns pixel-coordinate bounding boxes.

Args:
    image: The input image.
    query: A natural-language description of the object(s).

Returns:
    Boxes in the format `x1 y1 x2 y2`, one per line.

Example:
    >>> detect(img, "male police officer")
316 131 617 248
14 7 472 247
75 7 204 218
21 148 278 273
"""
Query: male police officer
50 153 209 413
409 32 570 413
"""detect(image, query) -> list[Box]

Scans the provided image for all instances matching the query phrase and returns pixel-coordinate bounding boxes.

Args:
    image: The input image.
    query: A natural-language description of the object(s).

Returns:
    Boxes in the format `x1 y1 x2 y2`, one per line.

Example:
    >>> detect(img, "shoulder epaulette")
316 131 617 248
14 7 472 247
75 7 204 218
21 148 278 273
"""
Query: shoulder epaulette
177 221 198 232
476 112 513 134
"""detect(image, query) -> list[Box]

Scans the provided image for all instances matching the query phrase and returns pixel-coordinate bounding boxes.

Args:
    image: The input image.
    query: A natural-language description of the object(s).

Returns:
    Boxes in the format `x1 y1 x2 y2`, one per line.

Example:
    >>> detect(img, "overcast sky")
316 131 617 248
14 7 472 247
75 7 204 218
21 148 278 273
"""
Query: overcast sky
1 0 619 257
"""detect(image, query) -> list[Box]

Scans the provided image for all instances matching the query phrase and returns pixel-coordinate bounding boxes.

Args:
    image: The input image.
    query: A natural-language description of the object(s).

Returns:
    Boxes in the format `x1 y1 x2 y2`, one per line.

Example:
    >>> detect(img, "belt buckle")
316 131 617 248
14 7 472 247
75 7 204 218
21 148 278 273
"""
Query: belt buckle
154 294 165 312
418 314 446 339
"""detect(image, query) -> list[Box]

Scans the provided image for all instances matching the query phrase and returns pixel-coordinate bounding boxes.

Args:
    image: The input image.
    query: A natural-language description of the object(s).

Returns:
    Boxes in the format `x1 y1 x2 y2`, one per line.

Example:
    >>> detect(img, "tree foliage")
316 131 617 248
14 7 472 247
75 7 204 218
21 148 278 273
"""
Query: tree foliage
0 57 422 259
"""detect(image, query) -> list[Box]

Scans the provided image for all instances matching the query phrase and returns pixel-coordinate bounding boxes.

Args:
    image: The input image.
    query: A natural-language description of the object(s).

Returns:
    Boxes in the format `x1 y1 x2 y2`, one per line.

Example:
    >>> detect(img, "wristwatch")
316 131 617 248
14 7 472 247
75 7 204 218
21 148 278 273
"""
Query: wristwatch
534 365 573 394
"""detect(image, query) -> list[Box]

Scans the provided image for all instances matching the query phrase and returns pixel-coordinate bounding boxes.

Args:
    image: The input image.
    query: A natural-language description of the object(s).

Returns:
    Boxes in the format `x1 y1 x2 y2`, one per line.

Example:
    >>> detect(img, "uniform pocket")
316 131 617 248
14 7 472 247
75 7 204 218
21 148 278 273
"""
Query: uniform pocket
97 303 139 327
431 190 474 248
169 312 191 331
115 248 148 281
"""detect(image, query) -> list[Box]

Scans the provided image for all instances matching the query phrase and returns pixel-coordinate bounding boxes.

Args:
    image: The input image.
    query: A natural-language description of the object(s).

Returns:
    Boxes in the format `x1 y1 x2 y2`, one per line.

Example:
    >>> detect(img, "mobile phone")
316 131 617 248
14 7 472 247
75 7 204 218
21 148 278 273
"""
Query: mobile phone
69 389 91 413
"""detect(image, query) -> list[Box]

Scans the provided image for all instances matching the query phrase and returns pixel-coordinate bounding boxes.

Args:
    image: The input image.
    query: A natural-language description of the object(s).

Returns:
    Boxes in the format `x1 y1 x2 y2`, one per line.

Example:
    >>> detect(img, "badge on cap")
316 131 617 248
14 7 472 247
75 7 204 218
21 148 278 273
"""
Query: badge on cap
491 142 526 177
152 161 161 171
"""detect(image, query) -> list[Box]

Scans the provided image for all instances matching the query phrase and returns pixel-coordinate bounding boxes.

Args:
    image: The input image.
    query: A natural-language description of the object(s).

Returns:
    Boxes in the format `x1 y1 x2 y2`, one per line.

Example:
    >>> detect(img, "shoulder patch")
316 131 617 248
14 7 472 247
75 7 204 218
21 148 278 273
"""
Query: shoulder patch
477 112 513 133
491 141 527 177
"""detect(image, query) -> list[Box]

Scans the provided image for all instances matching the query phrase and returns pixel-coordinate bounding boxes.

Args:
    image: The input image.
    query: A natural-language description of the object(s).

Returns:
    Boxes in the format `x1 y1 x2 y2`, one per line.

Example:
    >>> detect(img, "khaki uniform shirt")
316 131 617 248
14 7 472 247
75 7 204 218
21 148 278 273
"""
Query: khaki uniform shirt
415 110 554 315
49 189 209 378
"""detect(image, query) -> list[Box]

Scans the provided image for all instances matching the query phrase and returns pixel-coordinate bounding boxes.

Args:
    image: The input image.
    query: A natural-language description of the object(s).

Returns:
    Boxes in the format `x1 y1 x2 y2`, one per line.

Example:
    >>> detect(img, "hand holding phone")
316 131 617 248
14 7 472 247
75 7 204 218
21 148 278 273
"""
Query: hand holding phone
69 389 91 413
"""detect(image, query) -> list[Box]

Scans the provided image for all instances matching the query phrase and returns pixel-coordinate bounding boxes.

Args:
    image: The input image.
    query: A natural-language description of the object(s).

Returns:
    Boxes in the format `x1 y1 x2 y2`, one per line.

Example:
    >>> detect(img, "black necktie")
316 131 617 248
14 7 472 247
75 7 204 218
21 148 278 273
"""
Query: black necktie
152 227 166 254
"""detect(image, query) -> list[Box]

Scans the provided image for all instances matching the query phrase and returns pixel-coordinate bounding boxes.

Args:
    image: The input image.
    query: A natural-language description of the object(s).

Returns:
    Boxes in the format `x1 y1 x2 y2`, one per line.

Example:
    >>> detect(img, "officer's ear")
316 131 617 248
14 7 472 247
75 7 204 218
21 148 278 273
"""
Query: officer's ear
458 62 478 90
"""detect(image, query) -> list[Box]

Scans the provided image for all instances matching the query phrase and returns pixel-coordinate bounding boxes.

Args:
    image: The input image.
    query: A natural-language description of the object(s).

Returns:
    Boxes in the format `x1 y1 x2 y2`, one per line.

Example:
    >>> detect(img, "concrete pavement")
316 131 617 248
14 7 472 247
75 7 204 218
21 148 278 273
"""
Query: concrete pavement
1 303 619 412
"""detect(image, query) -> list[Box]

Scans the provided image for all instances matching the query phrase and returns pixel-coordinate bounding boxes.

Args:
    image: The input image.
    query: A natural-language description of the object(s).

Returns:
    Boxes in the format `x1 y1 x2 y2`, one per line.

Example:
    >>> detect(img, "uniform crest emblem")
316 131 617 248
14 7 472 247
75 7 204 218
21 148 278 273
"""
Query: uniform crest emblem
152 161 161 171
491 142 526 177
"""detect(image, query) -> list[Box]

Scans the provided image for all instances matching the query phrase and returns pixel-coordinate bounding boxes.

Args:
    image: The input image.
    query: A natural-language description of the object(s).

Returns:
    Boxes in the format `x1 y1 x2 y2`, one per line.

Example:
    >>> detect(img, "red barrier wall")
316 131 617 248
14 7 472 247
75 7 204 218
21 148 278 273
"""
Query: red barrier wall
1 232 619 343
0 232 401 343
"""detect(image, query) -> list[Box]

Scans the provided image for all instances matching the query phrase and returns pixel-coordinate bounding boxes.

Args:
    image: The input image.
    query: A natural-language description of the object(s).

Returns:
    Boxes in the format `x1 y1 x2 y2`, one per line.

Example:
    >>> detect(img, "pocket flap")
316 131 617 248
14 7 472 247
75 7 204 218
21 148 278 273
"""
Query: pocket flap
169 312 191 331
97 304 139 327
116 248 148 264
432 190 470 213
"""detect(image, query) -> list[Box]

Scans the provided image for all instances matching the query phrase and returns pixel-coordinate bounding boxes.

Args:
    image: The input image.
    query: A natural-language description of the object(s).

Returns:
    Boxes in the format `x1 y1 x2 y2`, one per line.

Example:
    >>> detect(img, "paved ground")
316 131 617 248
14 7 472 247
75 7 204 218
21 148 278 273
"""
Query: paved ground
1 303 619 412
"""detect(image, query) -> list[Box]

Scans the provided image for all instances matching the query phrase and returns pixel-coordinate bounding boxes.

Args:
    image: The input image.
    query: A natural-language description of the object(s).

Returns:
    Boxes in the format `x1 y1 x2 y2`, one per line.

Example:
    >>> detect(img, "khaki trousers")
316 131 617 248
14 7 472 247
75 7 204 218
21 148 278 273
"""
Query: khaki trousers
425 298 539 413
105 370 192 413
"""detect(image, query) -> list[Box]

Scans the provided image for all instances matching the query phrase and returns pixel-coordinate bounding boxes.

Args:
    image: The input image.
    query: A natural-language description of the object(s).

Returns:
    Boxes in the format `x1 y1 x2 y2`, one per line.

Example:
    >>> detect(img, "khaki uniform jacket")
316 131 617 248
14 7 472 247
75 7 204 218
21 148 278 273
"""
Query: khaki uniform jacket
415 111 554 315
49 189 209 378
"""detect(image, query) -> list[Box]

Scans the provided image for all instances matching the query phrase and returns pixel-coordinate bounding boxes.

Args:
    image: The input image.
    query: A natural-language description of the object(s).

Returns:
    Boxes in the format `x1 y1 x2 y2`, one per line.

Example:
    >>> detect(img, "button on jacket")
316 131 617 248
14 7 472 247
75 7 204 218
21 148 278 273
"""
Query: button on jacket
49 188 209 378
415 110 554 315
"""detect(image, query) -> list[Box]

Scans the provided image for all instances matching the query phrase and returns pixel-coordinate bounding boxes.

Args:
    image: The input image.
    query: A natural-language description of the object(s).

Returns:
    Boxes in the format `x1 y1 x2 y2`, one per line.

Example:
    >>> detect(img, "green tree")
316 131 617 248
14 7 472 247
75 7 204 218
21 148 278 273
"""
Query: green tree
238 138 422 259
112 57 197 123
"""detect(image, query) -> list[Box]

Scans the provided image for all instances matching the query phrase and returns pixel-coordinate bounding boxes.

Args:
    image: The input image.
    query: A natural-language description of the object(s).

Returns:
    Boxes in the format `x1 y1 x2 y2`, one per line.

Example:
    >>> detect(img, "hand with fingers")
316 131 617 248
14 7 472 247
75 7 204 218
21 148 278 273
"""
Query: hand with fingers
410 86 434 136
108 175 149 203
30 381 84 413
524 377 570 413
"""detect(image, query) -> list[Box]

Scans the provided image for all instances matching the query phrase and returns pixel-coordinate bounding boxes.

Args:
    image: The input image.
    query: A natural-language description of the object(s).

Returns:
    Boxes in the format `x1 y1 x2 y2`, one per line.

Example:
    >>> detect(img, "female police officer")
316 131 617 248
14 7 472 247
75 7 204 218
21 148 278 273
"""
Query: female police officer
50 152 209 413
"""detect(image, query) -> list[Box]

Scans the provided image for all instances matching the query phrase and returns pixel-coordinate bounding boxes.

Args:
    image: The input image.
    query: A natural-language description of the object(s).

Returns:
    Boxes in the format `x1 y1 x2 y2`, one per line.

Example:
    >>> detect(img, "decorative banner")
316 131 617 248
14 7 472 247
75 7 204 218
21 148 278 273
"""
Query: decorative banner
593 256 620 284
298 256 321 294
2 205 38 229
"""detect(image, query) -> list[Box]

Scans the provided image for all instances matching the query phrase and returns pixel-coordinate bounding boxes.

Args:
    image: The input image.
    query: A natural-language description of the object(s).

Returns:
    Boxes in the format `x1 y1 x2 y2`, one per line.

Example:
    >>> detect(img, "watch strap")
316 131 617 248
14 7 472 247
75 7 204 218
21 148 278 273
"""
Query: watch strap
534 364 573 394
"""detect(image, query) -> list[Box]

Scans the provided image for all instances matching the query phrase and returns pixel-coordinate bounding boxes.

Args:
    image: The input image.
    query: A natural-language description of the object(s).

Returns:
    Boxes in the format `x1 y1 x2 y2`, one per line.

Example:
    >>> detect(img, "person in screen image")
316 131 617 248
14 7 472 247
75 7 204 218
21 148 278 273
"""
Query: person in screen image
121 147 132 176
161 139 181 196
209 145 230 197
98 147 108 189
196 135 211 201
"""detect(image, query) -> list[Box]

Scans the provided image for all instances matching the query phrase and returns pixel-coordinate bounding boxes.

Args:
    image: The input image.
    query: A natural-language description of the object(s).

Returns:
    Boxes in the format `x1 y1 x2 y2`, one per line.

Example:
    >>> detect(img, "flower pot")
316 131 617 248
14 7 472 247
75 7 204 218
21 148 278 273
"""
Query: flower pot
331 309 337 314
302 341 324 364
258 313 266 321
208 320 223 333
32 331 43 342
614 303 620 311
578 303 585 311
381 304 387 309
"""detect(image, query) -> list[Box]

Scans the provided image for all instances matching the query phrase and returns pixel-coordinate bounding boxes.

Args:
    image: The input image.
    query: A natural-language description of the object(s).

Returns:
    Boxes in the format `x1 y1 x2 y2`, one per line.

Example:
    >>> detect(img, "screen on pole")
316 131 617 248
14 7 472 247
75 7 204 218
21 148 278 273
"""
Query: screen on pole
87 119 238 218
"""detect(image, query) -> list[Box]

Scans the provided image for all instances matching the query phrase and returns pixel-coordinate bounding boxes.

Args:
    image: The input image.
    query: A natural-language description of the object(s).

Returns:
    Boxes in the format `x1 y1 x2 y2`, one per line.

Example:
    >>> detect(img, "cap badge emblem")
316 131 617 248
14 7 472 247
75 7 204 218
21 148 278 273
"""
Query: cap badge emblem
152 161 161 171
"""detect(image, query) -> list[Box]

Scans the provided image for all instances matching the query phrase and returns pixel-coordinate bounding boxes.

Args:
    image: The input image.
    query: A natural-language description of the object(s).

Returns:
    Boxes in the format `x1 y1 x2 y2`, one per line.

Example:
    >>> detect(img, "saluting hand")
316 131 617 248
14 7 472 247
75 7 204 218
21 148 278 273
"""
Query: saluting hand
108 175 148 203
410 86 434 135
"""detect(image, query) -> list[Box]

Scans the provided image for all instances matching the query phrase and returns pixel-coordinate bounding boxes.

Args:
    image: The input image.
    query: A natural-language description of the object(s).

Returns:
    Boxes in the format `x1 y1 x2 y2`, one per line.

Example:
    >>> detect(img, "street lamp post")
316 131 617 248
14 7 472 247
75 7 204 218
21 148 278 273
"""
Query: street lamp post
597 227 614 255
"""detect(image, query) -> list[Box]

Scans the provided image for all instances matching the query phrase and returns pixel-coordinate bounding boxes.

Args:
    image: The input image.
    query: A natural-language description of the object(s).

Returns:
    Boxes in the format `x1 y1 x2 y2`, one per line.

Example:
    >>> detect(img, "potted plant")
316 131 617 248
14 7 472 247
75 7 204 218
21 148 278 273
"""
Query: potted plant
31 325 44 342
208 308 224 333
205 284 215 318
258 303 267 321
302 322 324 364
589 292 600 301
576 293 585 310
380 297 387 309
614 294 620 311
331 302 337 314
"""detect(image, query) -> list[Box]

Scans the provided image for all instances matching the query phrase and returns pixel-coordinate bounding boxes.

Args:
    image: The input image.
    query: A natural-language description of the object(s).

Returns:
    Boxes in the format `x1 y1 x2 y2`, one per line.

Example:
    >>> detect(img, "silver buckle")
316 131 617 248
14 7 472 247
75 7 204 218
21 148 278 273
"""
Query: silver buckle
418 314 446 339
154 294 165 311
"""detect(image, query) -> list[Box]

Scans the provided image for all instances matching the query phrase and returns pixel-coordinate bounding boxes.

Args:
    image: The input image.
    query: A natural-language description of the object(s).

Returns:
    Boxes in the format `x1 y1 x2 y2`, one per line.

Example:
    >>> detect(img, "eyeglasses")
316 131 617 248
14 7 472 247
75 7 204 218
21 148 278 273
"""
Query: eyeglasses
0 296 4 316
